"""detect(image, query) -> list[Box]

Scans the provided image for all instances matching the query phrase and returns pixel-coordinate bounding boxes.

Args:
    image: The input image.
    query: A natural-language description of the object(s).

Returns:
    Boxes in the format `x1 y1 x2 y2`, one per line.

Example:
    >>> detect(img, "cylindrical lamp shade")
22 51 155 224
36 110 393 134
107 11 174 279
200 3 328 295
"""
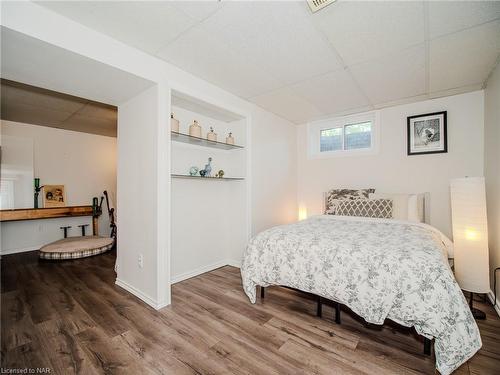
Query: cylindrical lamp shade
450 177 490 293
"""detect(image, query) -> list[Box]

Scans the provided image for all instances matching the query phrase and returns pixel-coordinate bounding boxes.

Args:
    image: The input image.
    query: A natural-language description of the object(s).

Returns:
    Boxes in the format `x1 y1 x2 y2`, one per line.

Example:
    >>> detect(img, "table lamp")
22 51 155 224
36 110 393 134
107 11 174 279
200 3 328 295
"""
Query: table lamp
298 205 308 221
450 177 490 320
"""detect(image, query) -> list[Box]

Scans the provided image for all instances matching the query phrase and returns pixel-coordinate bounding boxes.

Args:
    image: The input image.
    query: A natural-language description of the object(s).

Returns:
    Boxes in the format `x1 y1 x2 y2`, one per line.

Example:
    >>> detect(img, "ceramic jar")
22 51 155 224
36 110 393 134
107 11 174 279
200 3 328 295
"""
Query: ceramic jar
189 120 202 138
207 127 217 142
226 132 235 145
170 113 179 133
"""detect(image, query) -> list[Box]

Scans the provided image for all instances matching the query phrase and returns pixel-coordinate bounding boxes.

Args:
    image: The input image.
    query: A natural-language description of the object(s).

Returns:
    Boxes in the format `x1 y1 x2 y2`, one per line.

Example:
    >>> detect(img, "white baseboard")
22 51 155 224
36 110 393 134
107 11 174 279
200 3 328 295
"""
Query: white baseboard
116 260 241 310
487 290 500 317
0 245 42 256
171 259 240 284
115 278 165 310
226 259 241 268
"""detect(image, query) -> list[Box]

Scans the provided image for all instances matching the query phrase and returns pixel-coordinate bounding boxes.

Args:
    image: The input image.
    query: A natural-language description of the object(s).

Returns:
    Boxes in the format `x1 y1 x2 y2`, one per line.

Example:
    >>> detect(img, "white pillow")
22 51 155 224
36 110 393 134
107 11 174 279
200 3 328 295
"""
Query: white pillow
369 193 409 220
408 194 425 223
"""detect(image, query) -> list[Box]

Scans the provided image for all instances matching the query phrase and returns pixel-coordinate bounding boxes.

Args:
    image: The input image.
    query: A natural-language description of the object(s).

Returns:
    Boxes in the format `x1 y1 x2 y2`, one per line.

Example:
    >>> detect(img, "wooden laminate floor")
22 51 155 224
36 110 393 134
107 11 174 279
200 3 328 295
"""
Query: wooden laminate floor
1 250 499 374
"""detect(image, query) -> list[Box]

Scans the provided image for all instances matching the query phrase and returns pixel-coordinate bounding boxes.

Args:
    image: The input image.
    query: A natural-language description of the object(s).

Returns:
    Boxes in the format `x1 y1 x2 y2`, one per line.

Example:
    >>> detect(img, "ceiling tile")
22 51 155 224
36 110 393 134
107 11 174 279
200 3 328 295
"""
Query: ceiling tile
198 1 342 84
171 0 223 21
37 1 197 54
61 113 117 137
313 1 425 65
350 45 426 105
428 1 500 39
0 101 72 127
430 20 500 92
76 102 117 121
249 87 323 124
2 84 86 113
290 69 370 115
157 27 285 99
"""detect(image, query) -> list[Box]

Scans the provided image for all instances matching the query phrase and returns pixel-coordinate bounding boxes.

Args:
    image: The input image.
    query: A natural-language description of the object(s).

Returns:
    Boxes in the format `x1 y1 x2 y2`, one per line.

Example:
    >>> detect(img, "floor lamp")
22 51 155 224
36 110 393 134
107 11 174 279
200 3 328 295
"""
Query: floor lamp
450 177 490 320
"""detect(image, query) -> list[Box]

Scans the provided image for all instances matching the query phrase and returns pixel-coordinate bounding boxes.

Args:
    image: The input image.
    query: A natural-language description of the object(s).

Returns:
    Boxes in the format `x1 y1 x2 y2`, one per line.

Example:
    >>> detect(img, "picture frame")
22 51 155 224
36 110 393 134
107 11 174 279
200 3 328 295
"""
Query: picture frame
42 185 66 207
407 111 447 156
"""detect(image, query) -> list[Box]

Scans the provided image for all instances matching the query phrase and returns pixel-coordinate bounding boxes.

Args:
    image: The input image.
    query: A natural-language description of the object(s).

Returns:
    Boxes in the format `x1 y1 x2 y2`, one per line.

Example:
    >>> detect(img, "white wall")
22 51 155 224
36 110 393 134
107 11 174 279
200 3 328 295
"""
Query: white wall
297 91 485 239
1 120 116 254
116 84 170 308
485 63 500 306
252 109 297 235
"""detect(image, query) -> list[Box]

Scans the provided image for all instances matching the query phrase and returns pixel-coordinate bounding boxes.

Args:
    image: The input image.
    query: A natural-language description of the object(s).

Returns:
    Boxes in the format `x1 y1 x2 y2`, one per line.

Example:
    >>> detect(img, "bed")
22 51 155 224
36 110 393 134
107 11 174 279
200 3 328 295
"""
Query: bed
241 191 481 375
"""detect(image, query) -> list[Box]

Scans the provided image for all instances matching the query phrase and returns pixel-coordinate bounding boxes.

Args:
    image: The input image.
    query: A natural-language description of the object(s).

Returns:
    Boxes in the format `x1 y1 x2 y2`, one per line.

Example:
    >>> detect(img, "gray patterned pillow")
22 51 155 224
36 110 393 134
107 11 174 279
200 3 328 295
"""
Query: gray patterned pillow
334 198 393 219
325 188 375 214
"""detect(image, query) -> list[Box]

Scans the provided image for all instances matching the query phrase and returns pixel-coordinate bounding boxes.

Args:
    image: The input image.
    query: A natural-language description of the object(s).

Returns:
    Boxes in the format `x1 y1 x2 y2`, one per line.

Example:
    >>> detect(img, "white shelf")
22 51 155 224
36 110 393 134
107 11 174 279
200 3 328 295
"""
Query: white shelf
171 131 244 150
171 174 245 181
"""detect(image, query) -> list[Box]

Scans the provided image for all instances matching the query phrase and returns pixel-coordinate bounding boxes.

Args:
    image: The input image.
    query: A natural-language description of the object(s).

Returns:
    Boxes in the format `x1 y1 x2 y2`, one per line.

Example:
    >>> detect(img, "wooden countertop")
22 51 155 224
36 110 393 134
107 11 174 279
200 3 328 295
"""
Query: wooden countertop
0 206 94 222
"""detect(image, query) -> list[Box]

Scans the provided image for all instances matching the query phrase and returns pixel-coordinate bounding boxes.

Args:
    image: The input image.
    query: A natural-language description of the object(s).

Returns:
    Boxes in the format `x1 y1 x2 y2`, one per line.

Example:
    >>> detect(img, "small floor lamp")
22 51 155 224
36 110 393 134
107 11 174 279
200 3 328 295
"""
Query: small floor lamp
450 177 490 320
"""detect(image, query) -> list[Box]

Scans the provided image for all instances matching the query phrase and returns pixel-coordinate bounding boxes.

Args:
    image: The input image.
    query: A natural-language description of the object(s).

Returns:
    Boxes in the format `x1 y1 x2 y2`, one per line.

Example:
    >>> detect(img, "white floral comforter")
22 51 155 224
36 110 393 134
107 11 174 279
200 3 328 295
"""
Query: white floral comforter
241 215 481 375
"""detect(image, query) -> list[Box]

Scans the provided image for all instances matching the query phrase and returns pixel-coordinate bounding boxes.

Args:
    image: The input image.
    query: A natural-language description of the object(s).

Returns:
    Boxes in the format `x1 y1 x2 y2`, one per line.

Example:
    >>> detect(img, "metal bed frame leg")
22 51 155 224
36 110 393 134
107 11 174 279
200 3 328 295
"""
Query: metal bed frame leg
261 286 265 299
334 302 341 324
424 338 431 355
317 296 322 317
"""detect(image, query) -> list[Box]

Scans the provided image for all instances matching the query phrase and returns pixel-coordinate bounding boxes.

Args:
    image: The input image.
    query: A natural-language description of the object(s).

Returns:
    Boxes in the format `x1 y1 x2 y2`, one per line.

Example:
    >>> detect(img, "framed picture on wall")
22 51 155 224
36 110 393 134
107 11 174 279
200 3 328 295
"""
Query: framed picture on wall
407 111 447 155
42 185 66 207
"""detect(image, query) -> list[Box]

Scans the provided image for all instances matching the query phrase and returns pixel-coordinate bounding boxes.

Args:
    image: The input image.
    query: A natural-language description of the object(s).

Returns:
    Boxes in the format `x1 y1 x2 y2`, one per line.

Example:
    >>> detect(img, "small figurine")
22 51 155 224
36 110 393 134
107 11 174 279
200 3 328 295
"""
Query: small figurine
207 127 217 142
215 170 225 178
189 166 199 176
199 157 213 177
204 157 213 177
189 120 202 138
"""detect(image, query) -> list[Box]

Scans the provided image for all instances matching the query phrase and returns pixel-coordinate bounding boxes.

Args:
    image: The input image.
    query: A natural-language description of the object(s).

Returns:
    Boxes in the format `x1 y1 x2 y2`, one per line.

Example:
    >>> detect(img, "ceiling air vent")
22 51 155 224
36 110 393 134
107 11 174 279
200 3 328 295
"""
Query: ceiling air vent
307 0 336 13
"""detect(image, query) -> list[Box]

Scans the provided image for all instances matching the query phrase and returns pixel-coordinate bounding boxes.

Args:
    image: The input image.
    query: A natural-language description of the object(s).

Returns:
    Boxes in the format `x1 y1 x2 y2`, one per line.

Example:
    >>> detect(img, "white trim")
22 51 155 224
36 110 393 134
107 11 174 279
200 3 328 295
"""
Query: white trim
170 259 242 284
115 278 168 310
0 245 42 256
487 290 500 317
226 259 241 268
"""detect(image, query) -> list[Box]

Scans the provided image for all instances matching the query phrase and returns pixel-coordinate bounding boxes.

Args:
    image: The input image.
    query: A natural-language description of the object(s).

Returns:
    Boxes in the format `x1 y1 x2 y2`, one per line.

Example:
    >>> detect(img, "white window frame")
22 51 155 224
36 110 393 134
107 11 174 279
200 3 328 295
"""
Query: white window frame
307 111 380 159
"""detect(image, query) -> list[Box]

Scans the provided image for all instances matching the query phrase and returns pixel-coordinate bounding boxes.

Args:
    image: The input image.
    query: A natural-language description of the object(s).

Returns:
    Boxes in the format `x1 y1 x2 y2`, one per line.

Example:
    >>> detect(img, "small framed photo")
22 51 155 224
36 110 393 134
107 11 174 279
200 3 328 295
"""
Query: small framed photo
407 111 447 155
42 185 66 207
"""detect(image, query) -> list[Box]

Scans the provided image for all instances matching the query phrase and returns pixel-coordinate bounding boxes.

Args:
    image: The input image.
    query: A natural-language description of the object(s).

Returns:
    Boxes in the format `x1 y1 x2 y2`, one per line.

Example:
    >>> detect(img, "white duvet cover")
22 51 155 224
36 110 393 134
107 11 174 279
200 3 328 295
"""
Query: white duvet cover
241 215 481 375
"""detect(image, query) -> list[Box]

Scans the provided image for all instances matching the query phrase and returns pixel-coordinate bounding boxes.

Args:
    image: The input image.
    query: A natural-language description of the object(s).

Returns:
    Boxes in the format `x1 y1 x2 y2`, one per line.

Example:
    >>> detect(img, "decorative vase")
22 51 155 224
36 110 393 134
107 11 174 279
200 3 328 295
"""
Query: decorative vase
189 120 202 138
226 132 235 145
189 166 199 176
170 113 179 133
207 127 217 142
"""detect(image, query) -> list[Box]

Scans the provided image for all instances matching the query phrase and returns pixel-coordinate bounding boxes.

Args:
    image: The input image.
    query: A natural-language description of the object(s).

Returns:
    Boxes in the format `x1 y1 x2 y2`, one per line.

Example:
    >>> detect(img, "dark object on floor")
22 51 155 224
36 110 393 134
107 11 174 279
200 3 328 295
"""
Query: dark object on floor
103 190 116 241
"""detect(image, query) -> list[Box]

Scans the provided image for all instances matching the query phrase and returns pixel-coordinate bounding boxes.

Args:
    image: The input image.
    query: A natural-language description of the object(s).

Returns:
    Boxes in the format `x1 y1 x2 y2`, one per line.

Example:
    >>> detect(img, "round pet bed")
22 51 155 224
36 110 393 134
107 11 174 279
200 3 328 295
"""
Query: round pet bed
39 236 114 260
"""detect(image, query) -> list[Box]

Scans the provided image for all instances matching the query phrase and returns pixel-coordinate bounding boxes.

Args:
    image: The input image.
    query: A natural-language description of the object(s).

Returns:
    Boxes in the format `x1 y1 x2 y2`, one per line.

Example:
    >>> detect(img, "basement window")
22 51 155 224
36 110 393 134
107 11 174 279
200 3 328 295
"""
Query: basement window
309 112 378 158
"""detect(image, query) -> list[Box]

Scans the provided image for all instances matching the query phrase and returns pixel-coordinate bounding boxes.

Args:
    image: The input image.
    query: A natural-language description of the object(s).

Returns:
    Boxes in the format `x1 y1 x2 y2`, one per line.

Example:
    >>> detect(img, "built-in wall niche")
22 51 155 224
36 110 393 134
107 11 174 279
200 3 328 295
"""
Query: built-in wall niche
169 90 249 282
170 105 246 179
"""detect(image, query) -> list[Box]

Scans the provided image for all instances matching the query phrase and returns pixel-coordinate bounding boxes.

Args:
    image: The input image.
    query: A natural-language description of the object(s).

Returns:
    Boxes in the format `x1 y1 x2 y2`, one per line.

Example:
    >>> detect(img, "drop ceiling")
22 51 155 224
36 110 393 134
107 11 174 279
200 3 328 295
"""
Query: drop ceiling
1 79 117 137
37 1 500 124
